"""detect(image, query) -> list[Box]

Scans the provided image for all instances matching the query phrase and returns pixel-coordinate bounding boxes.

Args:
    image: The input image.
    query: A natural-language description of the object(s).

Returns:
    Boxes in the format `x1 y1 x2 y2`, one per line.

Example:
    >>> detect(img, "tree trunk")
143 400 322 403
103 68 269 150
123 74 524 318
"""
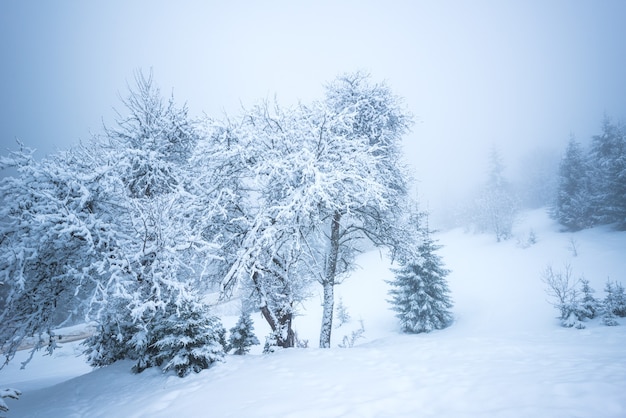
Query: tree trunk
259 304 295 348
254 271 295 348
319 210 341 348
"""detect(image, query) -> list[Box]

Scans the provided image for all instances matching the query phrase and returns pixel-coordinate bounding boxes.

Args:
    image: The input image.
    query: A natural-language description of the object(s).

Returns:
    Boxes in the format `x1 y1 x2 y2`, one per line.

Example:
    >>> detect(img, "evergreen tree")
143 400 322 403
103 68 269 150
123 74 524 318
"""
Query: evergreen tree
334 297 351 328
228 310 260 355
470 147 519 241
604 280 626 317
602 280 625 326
387 223 453 333
588 118 626 228
577 278 600 320
615 282 626 317
554 136 592 230
150 300 226 377
602 280 619 325
85 290 226 377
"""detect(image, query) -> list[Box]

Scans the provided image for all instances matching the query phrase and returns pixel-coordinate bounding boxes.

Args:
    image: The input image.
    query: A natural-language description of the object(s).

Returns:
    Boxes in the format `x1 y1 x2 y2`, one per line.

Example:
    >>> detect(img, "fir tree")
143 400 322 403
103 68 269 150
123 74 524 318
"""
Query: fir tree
334 297 351 328
150 300 226 377
604 280 626 317
554 136 592 231
588 118 626 228
228 310 260 355
387 226 453 333
85 294 226 377
470 147 519 241
577 278 600 320
602 280 625 326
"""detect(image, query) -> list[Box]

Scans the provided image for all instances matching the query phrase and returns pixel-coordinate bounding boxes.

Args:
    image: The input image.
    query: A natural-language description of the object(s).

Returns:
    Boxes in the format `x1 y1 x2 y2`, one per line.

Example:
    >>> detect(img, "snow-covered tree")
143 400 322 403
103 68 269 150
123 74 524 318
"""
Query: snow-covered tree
0 145 115 367
0 72 227 375
80 72 224 374
577 278 600 320
314 72 413 347
588 118 626 228
148 299 226 377
553 136 592 230
334 297 351 328
603 280 626 318
228 309 260 355
469 147 519 241
387 215 453 333
602 280 623 326
204 73 413 349
198 101 321 349
515 147 559 209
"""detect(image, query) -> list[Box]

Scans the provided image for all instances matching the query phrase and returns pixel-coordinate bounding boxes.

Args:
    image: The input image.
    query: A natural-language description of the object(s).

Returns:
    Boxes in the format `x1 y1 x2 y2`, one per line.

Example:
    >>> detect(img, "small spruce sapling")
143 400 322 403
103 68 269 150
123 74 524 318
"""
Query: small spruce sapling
578 278 600 320
334 297 351 328
612 282 626 317
263 331 279 354
602 281 619 326
603 280 626 326
228 310 260 355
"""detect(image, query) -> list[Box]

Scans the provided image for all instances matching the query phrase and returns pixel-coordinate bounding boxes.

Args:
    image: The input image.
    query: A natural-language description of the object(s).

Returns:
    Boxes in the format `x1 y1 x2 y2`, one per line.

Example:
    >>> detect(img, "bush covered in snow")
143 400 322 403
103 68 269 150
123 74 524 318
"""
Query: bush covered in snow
542 265 625 328
85 297 226 377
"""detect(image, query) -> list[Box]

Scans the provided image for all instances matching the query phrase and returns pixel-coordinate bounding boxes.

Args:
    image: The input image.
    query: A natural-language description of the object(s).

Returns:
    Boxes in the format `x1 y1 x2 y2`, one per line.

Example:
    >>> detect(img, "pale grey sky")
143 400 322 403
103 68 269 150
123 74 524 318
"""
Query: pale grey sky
2 0 625 209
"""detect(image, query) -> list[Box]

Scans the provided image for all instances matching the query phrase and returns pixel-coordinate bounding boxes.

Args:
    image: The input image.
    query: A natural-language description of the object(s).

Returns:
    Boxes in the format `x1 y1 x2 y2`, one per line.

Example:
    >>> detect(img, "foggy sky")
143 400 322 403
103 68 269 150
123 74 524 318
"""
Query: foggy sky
2 0 626 211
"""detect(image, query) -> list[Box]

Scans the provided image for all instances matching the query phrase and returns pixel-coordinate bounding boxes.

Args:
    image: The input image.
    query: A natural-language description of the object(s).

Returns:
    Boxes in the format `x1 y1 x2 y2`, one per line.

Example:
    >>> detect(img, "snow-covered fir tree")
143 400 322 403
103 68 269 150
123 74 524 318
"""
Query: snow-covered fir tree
469 147 519 241
603 280 626 318
554 136 592 231
84 291 226 377
387 217 453 333
602 280 622 326
588 118 626 228
551 116 626 231
149 299 226 377
577 278 600 320
228 309 260 355
335 297 351 328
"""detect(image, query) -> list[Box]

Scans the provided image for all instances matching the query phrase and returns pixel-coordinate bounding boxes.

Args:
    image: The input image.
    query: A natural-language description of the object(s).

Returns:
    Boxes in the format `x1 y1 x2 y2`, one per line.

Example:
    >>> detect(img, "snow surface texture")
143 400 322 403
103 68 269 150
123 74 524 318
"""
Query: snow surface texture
2 209 625 417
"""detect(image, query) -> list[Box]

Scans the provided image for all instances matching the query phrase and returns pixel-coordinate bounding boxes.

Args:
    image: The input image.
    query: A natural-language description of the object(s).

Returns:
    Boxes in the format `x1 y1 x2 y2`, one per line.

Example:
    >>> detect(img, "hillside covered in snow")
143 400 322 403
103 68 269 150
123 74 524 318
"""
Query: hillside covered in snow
2 208 625 417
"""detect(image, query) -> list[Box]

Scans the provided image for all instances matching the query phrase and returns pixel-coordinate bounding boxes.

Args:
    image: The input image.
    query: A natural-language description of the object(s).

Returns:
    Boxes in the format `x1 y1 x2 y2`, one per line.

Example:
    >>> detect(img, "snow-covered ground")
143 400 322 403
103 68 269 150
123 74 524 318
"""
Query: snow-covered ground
2 208 625 417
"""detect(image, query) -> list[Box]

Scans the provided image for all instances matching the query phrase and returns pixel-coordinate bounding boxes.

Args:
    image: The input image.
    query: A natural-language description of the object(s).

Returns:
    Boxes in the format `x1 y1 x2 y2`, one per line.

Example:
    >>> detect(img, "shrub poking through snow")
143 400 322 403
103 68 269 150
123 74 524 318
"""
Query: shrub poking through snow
228 310 260 355
541 263 584 328
338 319 365 348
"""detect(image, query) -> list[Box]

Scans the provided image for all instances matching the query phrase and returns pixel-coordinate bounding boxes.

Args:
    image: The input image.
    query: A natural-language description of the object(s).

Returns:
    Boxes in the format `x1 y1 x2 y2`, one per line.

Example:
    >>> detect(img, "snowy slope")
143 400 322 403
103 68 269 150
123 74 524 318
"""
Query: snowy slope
2 208 626 417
